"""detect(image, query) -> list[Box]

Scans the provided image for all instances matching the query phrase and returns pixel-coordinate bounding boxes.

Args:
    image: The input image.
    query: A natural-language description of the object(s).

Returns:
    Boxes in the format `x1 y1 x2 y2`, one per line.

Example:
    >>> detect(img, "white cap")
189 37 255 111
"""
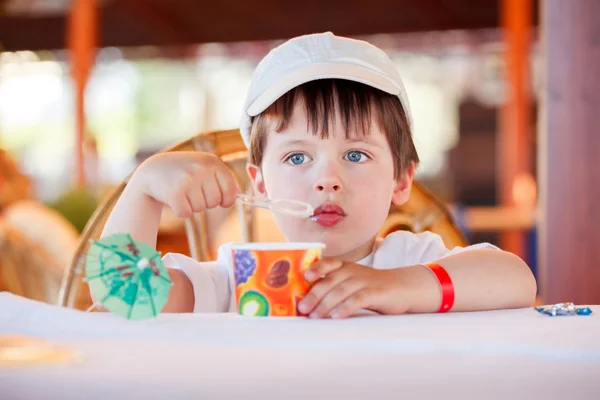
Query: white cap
239 32 412 148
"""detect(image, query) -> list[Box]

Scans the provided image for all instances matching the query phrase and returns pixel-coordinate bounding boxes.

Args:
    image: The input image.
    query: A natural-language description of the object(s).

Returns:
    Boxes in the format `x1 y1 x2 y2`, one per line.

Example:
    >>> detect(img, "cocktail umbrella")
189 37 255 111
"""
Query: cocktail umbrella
85 234 171 320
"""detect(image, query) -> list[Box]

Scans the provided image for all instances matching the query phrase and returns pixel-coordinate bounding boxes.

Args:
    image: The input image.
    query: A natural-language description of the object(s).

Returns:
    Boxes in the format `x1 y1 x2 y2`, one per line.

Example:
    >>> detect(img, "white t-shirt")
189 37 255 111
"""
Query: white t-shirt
163 231 499 313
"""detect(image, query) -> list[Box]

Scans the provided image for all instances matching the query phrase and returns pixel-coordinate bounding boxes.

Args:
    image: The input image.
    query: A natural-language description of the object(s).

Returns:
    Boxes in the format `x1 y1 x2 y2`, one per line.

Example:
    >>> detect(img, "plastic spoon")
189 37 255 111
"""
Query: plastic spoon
236 193 314 218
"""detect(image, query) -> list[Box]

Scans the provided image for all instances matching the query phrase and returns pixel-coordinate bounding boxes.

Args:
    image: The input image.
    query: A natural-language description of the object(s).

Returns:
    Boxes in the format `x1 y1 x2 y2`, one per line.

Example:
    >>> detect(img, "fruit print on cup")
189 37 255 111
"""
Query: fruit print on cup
231 242 325 317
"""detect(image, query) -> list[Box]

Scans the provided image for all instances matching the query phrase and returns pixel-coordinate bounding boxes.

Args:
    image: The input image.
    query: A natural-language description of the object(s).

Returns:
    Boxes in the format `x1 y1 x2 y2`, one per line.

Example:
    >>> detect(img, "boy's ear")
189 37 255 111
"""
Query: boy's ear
391 161 416 206
246 163 267 195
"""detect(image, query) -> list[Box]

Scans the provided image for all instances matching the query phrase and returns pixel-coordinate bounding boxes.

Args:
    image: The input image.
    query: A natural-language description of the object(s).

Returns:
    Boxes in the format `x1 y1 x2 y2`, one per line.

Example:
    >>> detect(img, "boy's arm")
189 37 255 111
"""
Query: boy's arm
101 178 162 248
163 268 195 313
300 248 537 318
398 248 537 313
96 152 239 314
100 178 195 313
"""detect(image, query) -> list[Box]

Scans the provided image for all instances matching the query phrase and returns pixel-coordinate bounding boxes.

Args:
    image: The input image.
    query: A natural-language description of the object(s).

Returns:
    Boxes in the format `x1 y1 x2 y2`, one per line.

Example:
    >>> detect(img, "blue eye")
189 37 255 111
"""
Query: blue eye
286 153 311 165
344 151 369 163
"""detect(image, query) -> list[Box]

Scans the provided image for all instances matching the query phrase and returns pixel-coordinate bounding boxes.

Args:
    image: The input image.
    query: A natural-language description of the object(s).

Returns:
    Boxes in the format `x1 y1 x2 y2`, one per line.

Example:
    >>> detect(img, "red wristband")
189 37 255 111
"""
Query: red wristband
423 262 455 313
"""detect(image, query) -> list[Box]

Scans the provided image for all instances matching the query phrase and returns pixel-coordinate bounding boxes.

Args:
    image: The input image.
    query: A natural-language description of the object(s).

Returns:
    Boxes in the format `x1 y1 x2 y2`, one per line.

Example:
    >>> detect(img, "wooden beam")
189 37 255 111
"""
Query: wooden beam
0 0 519 51
113 0 190 45
497 0 533 258
538 0 600 304
68 0 98 188
409 0 463 30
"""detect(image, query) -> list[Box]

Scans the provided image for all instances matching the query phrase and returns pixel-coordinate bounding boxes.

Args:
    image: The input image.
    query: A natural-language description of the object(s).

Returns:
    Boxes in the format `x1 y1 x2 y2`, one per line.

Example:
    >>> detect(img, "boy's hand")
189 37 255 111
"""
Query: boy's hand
297 258 411 319
133 152 240 218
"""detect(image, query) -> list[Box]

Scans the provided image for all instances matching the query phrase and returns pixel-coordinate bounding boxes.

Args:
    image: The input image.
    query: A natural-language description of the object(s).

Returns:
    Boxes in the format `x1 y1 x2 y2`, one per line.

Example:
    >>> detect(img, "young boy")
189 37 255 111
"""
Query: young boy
101 32 537 319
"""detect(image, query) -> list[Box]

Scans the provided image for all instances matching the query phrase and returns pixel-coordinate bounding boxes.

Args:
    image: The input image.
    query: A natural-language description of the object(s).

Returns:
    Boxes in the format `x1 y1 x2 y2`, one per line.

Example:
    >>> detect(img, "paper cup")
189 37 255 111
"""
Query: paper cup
231 242 325 317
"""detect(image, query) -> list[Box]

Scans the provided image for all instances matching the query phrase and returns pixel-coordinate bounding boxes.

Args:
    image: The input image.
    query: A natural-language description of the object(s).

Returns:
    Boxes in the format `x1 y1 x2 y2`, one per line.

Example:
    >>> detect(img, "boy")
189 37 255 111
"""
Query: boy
101 32 536 319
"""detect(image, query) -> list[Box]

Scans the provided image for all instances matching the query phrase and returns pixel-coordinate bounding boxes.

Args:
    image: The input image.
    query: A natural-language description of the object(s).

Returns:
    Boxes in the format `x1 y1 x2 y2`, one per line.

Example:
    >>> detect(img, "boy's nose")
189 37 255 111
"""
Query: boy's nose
314 177 343 193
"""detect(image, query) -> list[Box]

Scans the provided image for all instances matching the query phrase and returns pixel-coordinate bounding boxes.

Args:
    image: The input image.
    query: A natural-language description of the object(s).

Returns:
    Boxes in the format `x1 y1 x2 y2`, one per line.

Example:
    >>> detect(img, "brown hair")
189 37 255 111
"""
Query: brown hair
248 79 419 178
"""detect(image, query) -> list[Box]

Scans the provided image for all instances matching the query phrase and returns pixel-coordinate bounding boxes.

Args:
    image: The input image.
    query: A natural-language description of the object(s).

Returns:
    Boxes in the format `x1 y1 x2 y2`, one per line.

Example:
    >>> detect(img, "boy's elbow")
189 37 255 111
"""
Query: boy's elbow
502 250 538 307
162 268 195 313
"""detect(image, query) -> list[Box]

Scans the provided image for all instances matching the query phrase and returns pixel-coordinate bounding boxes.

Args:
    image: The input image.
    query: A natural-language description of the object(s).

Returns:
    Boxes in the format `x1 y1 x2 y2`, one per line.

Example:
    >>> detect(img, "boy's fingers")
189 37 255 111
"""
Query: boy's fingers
304 258 343 282
329 288 372 319
184 179 207 214
215 169 239 208
308 278 364 319
298 268 348 315
200 175 223 210
169 176 194 218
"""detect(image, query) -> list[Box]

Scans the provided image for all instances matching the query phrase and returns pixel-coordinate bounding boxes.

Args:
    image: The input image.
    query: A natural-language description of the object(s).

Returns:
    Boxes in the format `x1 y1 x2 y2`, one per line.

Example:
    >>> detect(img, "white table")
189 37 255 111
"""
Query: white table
1 292 599 400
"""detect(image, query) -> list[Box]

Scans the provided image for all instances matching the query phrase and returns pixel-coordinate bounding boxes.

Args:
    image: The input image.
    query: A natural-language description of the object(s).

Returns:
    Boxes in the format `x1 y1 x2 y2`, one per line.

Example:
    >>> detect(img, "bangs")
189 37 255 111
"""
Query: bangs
255 79 391 139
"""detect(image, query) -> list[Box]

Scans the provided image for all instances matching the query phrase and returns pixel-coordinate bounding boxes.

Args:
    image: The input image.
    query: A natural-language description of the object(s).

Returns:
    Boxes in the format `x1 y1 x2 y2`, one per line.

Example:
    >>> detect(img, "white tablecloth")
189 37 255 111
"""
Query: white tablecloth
1 292 599 400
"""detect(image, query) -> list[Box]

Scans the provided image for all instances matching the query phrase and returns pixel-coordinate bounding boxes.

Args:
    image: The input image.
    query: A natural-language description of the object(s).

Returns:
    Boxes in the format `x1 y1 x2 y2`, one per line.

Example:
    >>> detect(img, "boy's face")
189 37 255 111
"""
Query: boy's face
247 102 414 261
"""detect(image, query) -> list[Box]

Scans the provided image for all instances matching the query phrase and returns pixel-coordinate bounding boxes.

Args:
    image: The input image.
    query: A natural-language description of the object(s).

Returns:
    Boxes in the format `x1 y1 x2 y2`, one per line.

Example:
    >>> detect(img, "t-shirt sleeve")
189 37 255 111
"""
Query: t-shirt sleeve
162 252 232 313
373 231 500 269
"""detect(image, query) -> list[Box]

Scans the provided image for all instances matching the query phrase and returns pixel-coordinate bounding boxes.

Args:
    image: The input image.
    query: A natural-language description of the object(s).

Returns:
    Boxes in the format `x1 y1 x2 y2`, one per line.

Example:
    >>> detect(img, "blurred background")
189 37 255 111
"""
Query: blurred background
0 0 597 308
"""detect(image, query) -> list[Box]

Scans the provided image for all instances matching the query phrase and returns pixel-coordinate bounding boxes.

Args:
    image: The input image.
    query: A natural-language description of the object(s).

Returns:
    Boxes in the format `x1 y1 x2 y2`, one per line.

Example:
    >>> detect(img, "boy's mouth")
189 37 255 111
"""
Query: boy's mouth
311 203 346 227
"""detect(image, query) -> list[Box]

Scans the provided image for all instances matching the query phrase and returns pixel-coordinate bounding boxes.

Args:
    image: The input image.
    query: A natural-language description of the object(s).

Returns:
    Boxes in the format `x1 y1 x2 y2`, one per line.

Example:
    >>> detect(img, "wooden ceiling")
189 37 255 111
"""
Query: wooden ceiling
0 0 539 52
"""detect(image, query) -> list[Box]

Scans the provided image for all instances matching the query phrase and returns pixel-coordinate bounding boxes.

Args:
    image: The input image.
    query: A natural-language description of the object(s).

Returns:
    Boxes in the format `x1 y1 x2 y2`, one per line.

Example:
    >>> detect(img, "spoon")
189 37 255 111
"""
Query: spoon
236 193 314 218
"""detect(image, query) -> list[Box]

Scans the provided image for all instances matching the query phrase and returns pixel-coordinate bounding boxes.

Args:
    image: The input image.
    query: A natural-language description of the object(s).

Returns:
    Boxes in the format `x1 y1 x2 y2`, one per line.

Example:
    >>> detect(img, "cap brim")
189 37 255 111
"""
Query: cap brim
246 63 402 117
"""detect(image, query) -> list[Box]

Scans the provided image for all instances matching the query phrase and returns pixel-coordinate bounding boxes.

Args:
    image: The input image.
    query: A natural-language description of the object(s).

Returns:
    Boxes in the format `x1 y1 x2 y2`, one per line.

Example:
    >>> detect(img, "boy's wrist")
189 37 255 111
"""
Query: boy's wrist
129 161 155 196
127 161 165 207
393 265 442 314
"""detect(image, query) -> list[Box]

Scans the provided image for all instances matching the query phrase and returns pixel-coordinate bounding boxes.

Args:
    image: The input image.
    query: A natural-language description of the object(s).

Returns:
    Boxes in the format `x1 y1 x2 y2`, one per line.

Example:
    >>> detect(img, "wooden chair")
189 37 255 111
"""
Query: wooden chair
58 129 468 310
0 149 79 304
0 222 64 303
